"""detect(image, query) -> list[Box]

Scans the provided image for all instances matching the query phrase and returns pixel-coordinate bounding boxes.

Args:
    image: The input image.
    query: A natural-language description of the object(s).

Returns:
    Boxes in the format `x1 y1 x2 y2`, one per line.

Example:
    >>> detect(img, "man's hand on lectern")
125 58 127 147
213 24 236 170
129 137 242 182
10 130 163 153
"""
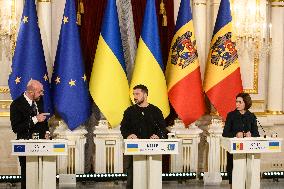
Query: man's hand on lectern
127 134 138 139
150 134 159 139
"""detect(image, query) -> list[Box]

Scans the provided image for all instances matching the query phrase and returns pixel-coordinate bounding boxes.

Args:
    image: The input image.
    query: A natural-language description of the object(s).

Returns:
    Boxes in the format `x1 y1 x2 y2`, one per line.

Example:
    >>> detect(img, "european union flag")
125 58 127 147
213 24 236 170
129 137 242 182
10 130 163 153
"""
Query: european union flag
51 0 91 130
14 145 25 153
8 0 52 113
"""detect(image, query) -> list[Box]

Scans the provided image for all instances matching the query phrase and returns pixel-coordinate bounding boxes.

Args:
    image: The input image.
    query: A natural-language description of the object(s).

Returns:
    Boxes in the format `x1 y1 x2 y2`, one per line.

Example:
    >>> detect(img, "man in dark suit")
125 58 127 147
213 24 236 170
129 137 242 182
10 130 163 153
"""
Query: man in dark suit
10 80 50 189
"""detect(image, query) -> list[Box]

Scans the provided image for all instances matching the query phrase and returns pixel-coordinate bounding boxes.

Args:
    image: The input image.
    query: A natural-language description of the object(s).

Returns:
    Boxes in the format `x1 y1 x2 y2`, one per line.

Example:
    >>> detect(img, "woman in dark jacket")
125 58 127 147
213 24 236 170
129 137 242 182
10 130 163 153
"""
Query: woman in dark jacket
222 93 260 185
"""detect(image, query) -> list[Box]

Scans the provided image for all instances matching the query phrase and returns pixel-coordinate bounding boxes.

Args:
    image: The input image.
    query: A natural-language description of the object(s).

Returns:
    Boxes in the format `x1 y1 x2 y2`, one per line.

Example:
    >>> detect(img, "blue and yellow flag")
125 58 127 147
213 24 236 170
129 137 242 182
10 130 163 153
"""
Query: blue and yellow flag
89 0 131 128
130 0 170 117
51 0 91 130
166 0 205 126
203 0 243 120
8 0 52 113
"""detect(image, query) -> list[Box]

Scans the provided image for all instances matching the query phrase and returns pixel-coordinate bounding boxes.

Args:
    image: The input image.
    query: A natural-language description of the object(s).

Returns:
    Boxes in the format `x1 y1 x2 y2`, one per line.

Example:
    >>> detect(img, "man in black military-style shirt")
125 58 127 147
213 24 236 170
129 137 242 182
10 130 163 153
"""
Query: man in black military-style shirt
120 84 167 189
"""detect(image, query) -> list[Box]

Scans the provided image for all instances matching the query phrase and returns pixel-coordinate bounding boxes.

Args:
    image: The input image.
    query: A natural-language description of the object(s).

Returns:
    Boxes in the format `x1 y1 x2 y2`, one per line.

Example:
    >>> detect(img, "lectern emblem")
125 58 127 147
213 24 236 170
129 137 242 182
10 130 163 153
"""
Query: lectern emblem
167 144 175 151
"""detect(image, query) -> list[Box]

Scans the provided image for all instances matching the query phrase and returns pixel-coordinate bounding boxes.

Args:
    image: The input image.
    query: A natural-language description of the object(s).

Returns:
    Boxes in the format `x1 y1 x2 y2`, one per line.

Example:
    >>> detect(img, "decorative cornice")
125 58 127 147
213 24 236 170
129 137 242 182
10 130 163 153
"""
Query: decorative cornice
271 0 284 7
0 112 10 117
193 3 207 6
37 0 51 2
254 112 267 117
252 100 265 104
0 100 12 117
270 0 284 2
266 110 284 115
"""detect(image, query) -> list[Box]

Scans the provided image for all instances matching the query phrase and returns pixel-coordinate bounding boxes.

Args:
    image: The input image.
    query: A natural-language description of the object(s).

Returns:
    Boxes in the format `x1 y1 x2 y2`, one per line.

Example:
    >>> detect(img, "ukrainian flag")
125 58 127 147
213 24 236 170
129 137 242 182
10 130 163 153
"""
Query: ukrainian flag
89 0 131 127
53 144 66 153
166 0 205 126
203 0 243 120
127 144 139 152
130 0 170 118
269 142 280 150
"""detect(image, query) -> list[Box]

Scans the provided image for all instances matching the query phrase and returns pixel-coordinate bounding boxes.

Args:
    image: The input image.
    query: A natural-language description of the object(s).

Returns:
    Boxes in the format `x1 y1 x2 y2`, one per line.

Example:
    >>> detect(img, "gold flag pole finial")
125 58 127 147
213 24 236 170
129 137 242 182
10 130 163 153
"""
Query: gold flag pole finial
159 0 167 26
80 0 84 14
76 0 81 25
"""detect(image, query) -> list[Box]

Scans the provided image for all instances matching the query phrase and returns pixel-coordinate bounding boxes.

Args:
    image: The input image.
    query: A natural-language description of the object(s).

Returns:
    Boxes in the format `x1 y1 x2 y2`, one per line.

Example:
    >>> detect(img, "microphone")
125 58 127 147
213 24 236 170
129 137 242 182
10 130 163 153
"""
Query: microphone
150 114 166 139
256 119 266 138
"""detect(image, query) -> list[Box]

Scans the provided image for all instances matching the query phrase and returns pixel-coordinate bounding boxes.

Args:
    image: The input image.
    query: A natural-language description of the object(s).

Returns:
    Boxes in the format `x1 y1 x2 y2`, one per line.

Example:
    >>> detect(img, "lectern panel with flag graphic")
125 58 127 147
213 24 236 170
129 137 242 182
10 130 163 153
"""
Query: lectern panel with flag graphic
8 0 52 114
11 139 68 189
203 0 243 120
166 0 205 126
124 139 179 189
221 137 282 189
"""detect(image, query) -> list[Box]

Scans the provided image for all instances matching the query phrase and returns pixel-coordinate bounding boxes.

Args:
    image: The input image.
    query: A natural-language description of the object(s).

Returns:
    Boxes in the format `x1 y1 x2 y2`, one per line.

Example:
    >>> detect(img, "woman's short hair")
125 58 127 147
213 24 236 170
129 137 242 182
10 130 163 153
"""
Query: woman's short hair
236 92 252 110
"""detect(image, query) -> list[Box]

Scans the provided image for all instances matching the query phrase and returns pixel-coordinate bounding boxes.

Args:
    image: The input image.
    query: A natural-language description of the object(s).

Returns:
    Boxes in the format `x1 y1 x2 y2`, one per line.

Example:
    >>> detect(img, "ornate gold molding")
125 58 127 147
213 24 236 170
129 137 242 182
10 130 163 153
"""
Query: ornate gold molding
252 100 265 103
266 110 284 115
271 0 284 6
0 87 10 93
0 100 12 117
271 5 284 7
254 112 268 117
243 55 259 94
37 0 51 2
193 3 207 6
270 0 284 2
11 0 16 57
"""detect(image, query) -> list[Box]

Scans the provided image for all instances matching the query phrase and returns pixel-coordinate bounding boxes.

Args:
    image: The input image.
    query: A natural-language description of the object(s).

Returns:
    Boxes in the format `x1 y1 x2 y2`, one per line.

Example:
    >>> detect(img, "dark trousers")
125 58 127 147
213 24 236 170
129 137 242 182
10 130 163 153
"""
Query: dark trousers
126 156 133 189
19 156 26 189
227 152 233 184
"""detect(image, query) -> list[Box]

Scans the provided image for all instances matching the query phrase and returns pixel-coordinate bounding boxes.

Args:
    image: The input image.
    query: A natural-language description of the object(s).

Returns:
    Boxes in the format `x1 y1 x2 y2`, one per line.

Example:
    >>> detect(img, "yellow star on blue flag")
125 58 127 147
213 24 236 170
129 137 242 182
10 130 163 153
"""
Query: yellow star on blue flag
51 0 91 130
8 0 53 114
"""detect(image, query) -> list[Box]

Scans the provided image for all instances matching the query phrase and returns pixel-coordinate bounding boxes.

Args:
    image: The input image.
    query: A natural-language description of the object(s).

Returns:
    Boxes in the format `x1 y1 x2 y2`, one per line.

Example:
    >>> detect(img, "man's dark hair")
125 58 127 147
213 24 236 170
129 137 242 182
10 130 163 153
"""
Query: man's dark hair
133 84 148 95
236 92 252 110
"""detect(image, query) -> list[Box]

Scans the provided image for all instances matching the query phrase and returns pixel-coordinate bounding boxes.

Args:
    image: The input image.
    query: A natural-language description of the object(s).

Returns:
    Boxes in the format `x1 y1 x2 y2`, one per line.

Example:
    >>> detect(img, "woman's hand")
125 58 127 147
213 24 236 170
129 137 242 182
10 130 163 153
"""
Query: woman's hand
236 132 244 138
245 131 251 137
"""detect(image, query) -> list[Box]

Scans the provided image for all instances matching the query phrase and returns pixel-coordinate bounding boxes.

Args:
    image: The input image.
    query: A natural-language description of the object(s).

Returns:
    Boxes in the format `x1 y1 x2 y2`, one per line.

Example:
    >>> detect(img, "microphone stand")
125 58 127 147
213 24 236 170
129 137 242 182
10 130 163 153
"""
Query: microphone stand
256 119 266 138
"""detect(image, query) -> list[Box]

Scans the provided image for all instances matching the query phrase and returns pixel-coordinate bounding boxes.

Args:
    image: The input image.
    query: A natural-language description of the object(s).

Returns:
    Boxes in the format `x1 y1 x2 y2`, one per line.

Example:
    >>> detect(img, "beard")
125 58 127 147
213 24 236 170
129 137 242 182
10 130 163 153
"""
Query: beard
134 97 145 105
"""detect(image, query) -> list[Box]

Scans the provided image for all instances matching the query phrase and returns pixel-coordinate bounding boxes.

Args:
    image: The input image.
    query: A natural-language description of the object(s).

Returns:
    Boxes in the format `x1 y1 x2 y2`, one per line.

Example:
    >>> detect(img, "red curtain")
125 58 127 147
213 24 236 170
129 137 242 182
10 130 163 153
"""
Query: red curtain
78 0 175 173
78 0 107 80
79 0 174 80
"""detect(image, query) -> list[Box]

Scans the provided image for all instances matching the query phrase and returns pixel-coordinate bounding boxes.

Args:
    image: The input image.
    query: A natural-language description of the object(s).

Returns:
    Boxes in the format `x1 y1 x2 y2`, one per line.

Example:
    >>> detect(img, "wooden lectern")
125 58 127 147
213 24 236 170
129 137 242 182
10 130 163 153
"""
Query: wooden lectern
221 137 282 189
11 139 68 189
124 139 179 189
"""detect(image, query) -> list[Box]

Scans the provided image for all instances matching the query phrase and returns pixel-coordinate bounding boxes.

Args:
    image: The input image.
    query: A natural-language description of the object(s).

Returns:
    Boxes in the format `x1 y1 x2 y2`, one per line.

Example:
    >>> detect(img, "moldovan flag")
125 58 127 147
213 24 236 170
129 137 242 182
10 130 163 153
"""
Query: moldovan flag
166 0 205 126
130 0 170 118
89 0 131 127
203 0 243 120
